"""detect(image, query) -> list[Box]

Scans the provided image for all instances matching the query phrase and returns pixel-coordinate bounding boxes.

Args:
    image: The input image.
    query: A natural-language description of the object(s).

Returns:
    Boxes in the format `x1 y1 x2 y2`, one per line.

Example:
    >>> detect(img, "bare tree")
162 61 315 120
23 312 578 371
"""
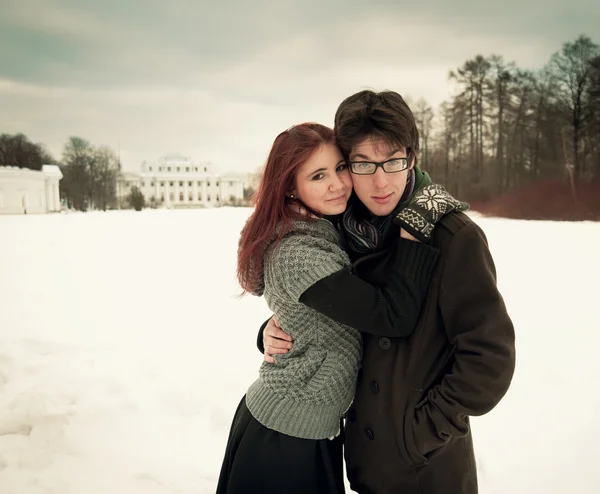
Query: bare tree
92 146 120 211
61 137 94 210
59 138 119 211
449 55 491 182
586 56 600 177
550 34 600 180
488 56 516 193
413 98 434 168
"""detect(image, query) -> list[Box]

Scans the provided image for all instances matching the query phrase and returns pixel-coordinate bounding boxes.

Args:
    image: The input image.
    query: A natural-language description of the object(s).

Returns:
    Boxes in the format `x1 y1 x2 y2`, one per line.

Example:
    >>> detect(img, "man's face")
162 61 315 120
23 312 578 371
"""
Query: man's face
349 137 413 216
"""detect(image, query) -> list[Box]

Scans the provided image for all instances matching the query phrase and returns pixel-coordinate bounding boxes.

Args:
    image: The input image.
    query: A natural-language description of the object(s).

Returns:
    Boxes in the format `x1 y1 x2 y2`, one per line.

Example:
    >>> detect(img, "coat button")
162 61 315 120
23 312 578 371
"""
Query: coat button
379 337 391 350
370 381 379 394
365 428 375 440
347 408 356 422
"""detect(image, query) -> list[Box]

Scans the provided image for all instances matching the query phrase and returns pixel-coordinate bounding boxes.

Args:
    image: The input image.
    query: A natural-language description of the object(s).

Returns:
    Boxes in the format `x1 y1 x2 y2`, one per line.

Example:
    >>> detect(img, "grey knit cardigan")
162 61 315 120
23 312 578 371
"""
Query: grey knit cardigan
245 218 362 440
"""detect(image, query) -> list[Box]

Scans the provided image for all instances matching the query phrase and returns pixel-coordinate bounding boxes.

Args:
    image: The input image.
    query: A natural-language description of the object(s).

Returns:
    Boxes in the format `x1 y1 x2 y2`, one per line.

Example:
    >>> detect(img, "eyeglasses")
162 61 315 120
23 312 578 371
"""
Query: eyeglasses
348 157 410 175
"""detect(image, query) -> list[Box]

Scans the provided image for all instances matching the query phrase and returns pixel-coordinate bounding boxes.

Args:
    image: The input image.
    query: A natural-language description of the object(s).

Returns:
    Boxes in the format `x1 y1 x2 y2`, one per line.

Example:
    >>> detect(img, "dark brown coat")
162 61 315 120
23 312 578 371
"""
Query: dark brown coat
344 212 516 494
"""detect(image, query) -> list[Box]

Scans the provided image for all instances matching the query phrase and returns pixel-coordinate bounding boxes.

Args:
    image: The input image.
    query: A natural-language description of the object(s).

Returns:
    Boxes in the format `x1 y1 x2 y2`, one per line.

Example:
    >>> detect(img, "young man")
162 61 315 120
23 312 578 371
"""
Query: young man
260 90 516 494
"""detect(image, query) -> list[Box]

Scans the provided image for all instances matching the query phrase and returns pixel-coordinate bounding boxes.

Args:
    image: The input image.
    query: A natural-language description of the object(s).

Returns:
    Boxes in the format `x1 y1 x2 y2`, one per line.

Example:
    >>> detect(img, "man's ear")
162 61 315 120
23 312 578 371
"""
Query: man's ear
409 151 418 169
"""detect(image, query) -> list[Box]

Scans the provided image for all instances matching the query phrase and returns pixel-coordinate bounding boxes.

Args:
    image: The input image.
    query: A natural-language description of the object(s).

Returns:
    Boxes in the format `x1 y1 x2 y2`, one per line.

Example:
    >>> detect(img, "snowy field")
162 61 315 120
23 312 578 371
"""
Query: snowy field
1 208 599 494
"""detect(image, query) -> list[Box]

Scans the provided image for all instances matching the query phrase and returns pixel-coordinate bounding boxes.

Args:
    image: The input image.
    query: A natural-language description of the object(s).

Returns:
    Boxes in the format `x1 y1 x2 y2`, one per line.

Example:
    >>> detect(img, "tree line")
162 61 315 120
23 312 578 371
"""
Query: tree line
415 34 600 201
0 133 121 211
2 33 598 211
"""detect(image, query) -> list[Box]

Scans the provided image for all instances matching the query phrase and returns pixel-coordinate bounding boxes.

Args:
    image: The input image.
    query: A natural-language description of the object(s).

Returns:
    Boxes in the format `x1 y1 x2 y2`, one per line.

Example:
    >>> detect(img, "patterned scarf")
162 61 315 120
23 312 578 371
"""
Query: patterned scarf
340 167 430 255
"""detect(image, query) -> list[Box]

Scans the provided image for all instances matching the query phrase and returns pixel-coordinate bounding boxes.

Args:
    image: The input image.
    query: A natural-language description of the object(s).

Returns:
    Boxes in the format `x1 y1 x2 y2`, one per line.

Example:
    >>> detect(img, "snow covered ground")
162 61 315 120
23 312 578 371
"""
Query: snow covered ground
1 208 598 494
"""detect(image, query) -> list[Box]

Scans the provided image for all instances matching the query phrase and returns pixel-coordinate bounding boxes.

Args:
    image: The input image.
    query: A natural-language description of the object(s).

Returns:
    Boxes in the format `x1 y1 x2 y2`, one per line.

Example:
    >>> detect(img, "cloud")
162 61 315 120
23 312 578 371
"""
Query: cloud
1 0 598 173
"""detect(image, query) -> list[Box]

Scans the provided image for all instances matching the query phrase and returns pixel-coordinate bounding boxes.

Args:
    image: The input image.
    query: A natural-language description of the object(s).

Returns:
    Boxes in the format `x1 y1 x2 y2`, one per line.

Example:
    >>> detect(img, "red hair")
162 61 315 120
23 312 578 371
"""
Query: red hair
237 123 336 294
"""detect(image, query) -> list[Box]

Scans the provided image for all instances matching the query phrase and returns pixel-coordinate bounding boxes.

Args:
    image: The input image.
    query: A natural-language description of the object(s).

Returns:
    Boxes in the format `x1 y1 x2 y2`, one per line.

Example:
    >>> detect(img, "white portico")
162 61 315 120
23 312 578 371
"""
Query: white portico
0 165 63 215
117 153 245 208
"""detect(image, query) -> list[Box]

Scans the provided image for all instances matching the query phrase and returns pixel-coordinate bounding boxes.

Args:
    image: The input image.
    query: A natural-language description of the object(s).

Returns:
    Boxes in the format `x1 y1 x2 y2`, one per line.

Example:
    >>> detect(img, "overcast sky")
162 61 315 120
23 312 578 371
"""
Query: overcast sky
1 0 597 174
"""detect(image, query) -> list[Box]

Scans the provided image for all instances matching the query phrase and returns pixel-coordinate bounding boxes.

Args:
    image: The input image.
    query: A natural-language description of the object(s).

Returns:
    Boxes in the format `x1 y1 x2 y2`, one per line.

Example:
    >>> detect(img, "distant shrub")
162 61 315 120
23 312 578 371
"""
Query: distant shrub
128 186 145 211
469 179 600 221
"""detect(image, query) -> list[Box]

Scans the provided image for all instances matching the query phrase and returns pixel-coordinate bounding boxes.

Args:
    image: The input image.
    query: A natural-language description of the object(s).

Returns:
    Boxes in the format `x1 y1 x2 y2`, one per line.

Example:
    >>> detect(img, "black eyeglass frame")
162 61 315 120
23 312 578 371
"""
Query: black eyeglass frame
348 150 413 175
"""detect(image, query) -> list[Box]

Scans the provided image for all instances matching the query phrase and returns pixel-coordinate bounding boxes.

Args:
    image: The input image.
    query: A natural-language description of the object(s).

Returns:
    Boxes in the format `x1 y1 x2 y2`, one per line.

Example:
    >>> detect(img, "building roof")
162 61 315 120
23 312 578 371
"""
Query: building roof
160 152 189 161
0 164 62 180
42 164 63 178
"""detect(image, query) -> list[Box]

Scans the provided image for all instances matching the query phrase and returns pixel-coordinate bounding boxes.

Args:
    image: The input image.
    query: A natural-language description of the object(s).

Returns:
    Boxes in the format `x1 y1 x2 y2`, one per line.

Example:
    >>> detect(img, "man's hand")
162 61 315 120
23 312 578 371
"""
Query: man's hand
400 228 420 242
394 184 469 242
263 315 294 364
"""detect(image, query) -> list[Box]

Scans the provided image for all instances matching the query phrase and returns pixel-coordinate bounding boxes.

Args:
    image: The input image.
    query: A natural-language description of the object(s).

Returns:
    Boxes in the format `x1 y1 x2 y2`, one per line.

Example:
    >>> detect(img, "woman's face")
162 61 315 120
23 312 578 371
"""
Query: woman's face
294 143 352 216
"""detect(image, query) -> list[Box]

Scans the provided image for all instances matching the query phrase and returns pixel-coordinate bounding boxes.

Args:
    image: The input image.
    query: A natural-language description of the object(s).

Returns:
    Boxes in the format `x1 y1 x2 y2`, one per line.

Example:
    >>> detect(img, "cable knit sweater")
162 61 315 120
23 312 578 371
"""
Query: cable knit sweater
245 218 362 440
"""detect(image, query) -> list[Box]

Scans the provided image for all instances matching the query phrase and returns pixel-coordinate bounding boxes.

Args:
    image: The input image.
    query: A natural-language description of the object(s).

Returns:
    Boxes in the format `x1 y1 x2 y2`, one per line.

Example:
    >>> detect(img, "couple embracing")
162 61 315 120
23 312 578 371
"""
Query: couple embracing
217 90 515 494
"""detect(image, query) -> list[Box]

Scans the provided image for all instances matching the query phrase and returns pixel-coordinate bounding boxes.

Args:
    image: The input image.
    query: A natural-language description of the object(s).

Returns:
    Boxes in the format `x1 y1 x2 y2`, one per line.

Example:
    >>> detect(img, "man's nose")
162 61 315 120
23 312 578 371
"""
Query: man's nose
372 168 389 188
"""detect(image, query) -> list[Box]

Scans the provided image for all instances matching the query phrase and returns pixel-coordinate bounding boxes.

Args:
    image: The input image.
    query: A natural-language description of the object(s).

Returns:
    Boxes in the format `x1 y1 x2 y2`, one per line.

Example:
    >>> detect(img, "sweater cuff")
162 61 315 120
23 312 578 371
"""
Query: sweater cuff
392 238 440 285
256 318 270 354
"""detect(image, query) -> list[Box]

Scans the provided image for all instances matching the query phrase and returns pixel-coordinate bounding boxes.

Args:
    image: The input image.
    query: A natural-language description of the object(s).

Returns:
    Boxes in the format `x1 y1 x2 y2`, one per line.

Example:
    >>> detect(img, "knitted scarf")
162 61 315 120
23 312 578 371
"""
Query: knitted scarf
340 167 431 255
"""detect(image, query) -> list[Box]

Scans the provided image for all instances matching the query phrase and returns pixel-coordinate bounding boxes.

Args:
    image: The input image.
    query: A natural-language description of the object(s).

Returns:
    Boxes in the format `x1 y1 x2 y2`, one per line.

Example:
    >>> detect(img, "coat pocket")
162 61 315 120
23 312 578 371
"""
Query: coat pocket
401 391 430 467
412 395 454 460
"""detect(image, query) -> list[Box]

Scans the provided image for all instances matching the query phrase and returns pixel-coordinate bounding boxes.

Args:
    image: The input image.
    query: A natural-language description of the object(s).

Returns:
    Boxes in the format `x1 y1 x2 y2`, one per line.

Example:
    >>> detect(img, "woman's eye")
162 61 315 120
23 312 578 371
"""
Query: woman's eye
336 164 348 172
312 173 324 181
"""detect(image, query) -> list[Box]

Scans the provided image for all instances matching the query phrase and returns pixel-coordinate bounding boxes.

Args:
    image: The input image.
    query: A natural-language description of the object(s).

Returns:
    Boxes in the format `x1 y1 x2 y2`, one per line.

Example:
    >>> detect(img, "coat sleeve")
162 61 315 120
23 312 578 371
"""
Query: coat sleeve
413 222 516 456
300 238 440 337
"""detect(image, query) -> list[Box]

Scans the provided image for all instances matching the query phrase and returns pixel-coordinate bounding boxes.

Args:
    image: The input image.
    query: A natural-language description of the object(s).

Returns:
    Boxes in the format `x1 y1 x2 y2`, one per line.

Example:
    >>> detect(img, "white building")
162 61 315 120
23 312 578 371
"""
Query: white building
0 165 63 215
117 153 246 208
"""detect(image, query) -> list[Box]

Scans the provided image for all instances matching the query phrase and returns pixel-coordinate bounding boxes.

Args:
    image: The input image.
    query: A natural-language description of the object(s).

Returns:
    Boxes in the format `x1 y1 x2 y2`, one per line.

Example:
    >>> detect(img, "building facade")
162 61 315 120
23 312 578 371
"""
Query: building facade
0 165 63 215
117 154 245 208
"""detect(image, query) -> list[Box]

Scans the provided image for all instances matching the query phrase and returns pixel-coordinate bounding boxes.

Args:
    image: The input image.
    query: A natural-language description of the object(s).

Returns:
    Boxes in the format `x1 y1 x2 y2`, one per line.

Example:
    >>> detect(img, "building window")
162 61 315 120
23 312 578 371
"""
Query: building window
188 193 193 201
204 167 207 172
150 196 155 203
194 167 198 172
186 167 189 172
179 192 184 201
149 167 153 172
179 181 184 187
207 181 211 186
167 167 171 172
229 181 234 187
160 195 165 203
188 181 192 186
216 195 220 202
176 167 180 172
216 181 219 187
207 195 211 202
169 192 174 201
159 167 163 172
197 181 202 186
151 181 155 187
160 181 165 187
170 181 174 186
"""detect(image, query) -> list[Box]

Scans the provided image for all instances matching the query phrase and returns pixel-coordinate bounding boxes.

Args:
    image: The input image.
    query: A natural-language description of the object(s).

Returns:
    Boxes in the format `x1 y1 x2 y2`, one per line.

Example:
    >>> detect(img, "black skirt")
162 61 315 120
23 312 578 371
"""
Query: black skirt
216 395 345 494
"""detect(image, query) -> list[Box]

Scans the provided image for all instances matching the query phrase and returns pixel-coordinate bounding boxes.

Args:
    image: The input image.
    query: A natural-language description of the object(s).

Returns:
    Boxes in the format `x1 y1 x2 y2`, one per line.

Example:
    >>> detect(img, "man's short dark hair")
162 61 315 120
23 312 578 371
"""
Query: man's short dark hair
334 90 420 159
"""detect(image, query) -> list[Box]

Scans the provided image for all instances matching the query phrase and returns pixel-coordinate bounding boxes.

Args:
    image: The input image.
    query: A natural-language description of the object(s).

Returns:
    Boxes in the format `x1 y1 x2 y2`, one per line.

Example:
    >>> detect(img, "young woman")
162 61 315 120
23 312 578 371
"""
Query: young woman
216 123 440 494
